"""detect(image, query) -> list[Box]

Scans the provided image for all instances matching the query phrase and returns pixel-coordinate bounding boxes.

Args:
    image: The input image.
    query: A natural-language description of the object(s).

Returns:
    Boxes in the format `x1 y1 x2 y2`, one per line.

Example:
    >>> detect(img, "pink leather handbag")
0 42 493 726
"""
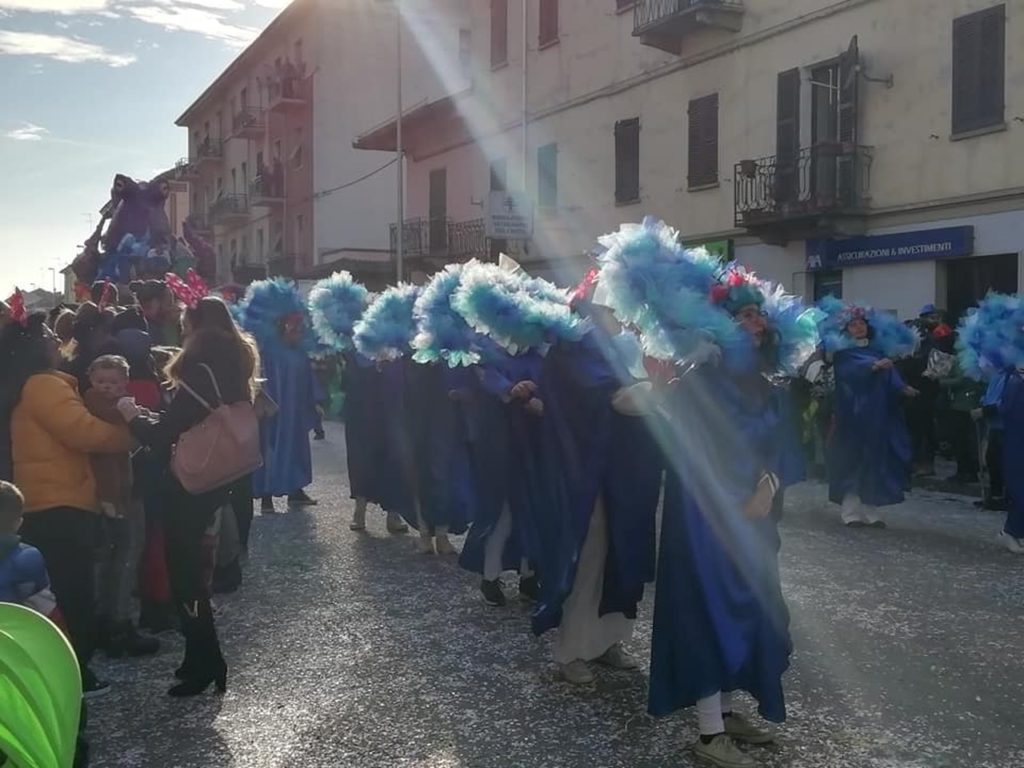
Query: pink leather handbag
171 364 263 494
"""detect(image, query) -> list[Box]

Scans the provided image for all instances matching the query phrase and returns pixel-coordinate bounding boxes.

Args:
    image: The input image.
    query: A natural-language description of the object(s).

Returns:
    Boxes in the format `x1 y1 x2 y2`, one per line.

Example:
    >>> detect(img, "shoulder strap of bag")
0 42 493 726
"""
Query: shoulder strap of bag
177 363 223 413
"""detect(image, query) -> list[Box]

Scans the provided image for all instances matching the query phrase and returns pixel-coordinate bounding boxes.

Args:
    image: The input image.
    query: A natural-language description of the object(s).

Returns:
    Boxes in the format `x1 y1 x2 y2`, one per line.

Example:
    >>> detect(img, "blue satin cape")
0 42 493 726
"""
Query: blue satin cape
648 364 792 722
827 346 911 507
253 345 316 497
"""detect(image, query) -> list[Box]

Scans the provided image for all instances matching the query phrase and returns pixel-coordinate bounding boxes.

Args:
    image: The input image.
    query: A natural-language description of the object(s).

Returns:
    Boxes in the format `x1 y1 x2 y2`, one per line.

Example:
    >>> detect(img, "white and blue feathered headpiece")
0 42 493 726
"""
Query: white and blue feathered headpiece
594 217 821 374
308 271 369 353
237 277 317 356
817 295 919 359
411 262 483 367
353 283 420 362
956 292 1024 380
451 262 584 354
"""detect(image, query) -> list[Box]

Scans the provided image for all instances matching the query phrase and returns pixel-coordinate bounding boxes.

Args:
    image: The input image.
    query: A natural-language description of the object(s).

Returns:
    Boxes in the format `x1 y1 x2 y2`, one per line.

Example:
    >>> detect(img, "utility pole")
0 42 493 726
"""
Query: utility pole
395 0 404 284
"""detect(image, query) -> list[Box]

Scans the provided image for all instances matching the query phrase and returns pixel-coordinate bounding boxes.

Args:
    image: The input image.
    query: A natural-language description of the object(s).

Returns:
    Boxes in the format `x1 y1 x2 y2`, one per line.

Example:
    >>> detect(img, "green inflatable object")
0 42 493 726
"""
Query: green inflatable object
0 604 81 768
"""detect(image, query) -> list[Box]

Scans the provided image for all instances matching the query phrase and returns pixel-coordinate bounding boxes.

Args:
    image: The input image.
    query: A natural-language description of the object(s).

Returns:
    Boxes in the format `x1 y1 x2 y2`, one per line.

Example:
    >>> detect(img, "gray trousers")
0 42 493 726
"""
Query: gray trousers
95 505 145 621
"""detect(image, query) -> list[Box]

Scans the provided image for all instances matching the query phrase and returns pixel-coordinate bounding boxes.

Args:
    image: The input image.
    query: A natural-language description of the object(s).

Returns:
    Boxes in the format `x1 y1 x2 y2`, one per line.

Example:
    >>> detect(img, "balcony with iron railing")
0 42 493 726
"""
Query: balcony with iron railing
209 194 249 225
184 213 212 236
388 217 489 264
193 138 223 164
633 0 744 54
231 107 265 140
733 143 873 238
173 157 200 181
249 175 285 207
268 71 311 114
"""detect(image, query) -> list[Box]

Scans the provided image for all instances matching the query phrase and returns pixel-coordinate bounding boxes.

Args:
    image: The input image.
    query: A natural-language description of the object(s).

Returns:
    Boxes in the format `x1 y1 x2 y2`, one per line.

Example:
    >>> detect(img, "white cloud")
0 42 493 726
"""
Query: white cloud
5 122 47 141
251 0 289 7
0 29 135 65
123 5 256 46
0 0 109 11
157 0 246 10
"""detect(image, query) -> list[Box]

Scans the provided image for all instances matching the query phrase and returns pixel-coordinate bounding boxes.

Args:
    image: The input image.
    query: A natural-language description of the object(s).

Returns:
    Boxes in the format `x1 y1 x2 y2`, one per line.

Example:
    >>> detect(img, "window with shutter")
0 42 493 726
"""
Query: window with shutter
687 94 719 189
775 69 801 204
952 5 1005 135
491 0 508 67
537 143 558 210
614 118 640 203
539 0 559 46
490 158 507 192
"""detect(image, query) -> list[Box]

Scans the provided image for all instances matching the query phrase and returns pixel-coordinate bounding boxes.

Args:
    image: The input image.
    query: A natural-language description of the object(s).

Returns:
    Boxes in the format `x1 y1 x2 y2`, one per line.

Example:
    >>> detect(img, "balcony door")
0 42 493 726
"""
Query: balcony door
429 168 447 253
810 62 839 207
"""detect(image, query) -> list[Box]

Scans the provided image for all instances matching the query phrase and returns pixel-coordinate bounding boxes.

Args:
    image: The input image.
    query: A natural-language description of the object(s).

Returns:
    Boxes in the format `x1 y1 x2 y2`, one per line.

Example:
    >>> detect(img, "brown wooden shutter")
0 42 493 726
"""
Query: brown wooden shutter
953 5 1005 134
491 0 508 66
775 68 801 204
615 118 640 202
539 0 559 46
687 94 719 188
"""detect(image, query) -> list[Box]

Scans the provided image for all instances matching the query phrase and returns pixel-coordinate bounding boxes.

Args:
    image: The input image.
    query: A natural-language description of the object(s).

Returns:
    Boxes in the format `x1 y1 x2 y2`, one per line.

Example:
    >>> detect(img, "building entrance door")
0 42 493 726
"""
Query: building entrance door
945 253 1017 325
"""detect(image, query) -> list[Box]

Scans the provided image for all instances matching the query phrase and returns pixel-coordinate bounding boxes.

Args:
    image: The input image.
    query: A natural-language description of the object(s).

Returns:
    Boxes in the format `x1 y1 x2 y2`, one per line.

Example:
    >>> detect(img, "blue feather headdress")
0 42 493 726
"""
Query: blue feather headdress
956 292 1024 380
411 262 484 367
353 283 420 362
451 262 584 354
594 218 821 374
237 277 318 356
817 295 919 359
308 271 369 353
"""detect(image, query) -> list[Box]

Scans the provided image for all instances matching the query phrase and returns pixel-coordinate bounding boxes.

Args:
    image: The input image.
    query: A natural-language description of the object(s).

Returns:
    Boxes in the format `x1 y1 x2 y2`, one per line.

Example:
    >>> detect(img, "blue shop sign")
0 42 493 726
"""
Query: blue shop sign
806 226 974 271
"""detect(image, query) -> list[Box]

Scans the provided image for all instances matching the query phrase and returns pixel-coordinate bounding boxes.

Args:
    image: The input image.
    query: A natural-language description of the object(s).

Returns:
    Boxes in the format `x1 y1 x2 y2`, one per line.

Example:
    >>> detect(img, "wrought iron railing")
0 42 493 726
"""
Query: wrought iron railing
174 157 199 179
209 194 249 221
194 139 223 161
733 144 872 228
389 217 489 262
232 107 264 135
250 176 284 200
633 0 742 34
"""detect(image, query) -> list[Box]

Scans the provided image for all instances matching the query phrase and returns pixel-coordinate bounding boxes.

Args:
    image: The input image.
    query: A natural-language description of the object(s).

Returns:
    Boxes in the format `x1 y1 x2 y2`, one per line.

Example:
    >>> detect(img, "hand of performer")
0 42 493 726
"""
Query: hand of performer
116 397 140 422
872 357 894 371
743 473 776 520
902 386 920 398
510 380 538 401
524 397 544 417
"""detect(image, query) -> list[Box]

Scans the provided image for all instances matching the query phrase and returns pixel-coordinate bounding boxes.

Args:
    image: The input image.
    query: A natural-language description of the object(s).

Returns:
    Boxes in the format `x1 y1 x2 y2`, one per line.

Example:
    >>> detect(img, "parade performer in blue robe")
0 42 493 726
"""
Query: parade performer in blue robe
237 278 319 515
819 297 919 528
955 292 1024 553
353 285 422 539
597 218 820 768
452 260 585 608
308 272 409 535
518 269 663 685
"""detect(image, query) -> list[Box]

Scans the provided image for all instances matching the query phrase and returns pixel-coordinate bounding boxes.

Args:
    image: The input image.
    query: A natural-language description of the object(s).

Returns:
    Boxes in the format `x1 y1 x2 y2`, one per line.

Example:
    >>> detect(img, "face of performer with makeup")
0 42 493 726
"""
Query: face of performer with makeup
281 314 304 346
847 317 869 340
734 303 767 348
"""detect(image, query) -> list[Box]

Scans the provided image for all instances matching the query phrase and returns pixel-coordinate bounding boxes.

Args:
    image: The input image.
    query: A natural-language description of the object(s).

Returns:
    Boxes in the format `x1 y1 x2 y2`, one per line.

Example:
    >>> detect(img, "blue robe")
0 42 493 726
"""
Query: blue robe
342 352 382 501
459 349 546 576
998 370 1024 538
649 364 792 722
253 345 316 497
827 346 911 507
405 362 474 535
531 329 662 637
371 358 418 524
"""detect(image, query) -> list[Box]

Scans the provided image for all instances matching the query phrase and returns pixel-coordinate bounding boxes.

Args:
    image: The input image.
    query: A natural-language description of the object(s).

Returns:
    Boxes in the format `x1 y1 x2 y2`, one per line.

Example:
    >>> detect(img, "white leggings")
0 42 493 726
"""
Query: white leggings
841 493 881 525
696 691 734 736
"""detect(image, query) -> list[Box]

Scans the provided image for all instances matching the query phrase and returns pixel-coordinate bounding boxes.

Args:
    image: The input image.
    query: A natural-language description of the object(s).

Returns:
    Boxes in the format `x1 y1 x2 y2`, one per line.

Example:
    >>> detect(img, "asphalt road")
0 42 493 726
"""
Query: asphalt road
89 425 1024 768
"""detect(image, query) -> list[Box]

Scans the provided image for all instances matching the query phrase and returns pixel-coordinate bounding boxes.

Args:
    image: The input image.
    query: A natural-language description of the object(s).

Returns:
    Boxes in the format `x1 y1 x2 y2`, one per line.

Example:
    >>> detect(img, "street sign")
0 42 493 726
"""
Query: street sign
485 191 533 239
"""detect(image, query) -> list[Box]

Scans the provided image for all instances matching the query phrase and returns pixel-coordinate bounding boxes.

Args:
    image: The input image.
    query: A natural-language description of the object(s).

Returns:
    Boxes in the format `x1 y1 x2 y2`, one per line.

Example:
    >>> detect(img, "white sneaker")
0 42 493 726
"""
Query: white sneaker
560 659 595 685
386 512 408 534
692 734 756 768
595 643 640 670
724 712 774 745
417 535 435 554
999 530 1024 554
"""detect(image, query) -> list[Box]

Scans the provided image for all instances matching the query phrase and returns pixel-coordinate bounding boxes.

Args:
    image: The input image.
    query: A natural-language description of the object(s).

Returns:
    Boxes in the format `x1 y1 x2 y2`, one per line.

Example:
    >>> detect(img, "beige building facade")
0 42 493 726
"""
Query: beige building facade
371 0 1024 320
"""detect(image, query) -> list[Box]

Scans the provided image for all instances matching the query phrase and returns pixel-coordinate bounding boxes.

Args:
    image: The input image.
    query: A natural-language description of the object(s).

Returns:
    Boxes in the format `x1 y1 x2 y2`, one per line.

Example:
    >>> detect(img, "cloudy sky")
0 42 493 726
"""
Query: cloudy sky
0 0 288 297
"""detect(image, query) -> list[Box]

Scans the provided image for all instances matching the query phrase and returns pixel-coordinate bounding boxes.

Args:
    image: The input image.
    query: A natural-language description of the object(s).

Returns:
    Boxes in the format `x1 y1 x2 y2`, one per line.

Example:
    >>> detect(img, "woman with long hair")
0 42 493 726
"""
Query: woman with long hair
117 294 259 696
1 309 134 696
